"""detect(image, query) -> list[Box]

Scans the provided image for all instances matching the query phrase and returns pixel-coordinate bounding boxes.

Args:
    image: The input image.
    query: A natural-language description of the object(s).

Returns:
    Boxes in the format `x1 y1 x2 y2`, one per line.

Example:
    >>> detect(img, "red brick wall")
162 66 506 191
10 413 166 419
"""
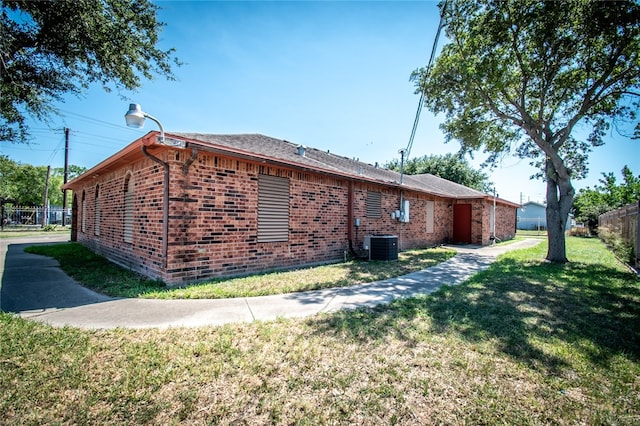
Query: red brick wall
470 199 485 245
494 202 517 242
73 155 167 280
164 151 350 283
350 186 453 253
477 199 517 245
70 147 516 284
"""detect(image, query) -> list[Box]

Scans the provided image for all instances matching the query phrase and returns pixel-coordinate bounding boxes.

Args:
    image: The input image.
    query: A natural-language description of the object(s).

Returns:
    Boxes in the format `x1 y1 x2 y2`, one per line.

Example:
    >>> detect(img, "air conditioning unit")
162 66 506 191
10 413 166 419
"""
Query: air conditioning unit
368 235 398 261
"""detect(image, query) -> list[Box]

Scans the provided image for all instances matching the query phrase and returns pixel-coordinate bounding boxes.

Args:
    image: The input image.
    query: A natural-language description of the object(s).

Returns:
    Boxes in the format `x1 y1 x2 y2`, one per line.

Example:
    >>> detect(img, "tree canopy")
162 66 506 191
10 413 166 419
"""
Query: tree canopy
1 0 180 143
573 165 640 232
386 153 493 193
415 0 640 262
0 155 86 206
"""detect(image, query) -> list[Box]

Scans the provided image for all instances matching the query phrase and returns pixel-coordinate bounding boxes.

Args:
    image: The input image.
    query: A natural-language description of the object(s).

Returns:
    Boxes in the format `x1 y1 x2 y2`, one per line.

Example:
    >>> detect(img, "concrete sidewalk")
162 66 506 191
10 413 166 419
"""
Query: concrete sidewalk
0 235 541 329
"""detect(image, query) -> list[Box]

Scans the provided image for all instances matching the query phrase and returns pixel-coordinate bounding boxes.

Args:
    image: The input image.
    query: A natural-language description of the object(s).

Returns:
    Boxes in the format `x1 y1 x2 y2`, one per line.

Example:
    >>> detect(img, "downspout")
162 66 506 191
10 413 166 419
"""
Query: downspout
398 149 405 251
398 189 403 252
142 145 169 268
347 180 357 258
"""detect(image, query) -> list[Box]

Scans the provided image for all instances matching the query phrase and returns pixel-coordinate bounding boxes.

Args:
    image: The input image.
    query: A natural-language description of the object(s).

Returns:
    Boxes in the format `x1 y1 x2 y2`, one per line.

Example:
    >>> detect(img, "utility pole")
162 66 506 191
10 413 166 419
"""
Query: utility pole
62 127 70 226
42 165 51 227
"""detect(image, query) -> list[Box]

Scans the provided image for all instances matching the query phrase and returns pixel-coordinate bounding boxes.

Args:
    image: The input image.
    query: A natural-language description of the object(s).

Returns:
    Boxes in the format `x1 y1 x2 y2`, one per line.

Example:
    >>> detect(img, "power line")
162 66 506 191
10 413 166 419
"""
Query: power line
73 130 136 145
45 134 66 166
58 108 144 134
403 0 448 161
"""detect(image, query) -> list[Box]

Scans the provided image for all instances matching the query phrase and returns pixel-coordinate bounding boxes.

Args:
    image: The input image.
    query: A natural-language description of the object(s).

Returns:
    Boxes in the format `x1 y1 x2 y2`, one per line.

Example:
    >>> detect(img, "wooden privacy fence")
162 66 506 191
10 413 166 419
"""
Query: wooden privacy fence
599 201 640 267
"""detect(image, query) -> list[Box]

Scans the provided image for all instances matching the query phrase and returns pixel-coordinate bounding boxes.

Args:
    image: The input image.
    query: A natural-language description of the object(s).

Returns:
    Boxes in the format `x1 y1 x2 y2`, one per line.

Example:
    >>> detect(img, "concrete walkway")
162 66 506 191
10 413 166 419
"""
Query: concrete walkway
0 235 542 329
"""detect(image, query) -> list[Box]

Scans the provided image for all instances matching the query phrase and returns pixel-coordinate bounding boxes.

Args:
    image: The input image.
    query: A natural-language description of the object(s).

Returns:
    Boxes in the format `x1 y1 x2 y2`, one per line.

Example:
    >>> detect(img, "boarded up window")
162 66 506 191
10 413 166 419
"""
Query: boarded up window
124 176 134 243
94 185 100 236
258 174 290 242
426 200 435 234
81 191 86 233
366 191 382 218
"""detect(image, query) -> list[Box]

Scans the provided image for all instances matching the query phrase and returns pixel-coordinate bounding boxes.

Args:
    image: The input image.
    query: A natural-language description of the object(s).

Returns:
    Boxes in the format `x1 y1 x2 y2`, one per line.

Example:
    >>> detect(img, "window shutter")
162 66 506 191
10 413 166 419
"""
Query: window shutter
426 200 435 234
258 174 290 242
124 178 134 243
81 191 86 233
366 191 381 218
94 186 100 236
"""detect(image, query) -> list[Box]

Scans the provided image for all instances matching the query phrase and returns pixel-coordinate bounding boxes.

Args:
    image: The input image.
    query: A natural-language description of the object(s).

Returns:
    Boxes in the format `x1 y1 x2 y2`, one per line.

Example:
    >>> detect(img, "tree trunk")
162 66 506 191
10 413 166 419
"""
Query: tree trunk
545 160 574 263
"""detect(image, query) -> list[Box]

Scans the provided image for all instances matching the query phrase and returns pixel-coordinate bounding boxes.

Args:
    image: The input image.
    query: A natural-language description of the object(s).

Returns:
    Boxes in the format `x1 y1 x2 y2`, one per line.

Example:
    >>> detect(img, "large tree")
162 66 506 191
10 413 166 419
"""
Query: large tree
415 0 640 262
386 153 493 193
1 0 179 143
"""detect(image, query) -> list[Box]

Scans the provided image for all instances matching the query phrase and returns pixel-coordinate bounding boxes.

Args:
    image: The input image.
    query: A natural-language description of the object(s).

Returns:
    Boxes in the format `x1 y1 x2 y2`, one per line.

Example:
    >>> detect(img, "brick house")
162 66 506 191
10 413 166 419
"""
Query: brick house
63 132 519 284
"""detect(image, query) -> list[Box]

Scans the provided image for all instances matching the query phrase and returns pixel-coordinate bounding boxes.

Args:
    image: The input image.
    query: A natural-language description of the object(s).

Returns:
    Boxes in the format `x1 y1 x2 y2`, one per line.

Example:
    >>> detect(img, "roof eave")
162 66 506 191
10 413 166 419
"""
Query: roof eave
62 132 153 190
62 132 521 208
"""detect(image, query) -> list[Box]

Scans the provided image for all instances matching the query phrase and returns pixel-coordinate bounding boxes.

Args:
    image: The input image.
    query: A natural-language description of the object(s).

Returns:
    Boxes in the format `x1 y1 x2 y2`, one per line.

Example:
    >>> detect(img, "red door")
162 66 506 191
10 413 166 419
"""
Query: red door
453 204 472 243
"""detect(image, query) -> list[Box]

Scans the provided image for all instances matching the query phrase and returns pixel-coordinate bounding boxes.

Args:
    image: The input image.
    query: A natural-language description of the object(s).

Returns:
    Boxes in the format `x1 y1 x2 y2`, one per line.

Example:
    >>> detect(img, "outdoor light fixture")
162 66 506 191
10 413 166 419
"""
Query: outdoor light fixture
124 104 186 147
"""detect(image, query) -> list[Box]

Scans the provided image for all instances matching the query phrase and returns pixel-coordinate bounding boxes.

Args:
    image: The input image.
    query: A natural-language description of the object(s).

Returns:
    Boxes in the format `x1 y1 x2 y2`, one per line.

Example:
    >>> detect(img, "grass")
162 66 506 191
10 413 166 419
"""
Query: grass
3 237 639 424
24 243 166 297
25 243 456 299
0 227 71 239
516 229 548 238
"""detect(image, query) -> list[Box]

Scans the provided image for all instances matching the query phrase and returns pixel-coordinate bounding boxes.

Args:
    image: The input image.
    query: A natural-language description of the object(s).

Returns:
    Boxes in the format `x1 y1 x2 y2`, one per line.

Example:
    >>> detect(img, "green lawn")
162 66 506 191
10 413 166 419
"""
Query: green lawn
516 229 548 238
0 227 71 239
3 237 639 424
24 243 455 299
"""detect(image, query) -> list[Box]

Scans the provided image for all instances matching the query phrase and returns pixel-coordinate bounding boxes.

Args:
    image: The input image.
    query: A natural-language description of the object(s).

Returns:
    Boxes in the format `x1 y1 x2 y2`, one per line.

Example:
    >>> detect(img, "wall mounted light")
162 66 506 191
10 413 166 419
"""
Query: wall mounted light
125 104 185 147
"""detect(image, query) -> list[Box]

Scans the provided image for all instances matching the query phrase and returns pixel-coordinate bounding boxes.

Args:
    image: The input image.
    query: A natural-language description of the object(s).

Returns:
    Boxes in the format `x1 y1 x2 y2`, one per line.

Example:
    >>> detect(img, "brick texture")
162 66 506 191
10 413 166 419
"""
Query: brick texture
70 148 518 284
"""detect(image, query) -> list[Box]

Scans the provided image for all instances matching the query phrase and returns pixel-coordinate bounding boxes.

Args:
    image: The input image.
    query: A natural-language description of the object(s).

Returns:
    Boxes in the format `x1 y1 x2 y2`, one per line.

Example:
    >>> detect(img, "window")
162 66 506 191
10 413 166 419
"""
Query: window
94 185 100 236
124 175 134 243
257 174 290 242
366 191 381 218
426 200 435 234
81 191 86 233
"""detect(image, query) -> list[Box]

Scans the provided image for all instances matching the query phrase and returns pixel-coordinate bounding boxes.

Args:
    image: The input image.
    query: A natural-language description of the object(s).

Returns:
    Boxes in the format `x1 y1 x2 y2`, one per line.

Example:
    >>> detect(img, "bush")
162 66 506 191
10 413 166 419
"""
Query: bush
598 228 635 265
567 226 591 237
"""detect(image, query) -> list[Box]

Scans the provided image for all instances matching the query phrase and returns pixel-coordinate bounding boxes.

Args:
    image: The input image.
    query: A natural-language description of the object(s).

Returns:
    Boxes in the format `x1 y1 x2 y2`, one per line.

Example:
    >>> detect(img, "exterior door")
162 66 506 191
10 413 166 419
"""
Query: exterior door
453 204 472 243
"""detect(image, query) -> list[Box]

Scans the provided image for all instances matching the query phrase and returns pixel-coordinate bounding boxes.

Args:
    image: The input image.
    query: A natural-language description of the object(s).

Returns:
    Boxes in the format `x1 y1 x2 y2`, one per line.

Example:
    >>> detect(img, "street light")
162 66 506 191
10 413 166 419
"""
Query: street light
125 103 165 143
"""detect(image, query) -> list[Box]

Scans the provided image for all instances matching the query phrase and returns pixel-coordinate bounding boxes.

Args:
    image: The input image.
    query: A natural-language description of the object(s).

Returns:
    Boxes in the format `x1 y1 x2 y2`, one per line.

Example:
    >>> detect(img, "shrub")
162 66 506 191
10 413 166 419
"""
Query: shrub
567 226 591 237
598 228 635 265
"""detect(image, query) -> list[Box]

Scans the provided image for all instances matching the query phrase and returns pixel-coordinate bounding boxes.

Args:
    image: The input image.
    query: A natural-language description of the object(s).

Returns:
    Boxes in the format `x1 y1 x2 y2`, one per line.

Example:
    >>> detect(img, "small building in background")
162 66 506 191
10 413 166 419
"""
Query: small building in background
517 201 573 231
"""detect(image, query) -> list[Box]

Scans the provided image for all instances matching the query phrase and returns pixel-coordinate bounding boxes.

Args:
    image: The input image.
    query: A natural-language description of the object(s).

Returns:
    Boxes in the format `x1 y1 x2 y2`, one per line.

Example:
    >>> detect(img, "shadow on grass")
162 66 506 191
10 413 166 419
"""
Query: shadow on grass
310 256 640 374
141 249 454 299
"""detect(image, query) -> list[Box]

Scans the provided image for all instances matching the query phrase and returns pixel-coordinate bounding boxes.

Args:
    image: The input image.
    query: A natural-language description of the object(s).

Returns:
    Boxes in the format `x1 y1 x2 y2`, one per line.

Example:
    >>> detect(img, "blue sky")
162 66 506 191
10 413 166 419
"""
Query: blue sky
2 0 638 204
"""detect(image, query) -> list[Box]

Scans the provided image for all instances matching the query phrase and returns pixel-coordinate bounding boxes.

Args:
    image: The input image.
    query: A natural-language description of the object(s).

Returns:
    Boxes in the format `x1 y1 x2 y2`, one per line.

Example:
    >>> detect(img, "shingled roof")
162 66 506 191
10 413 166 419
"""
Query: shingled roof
65 131 517 206
177 133 493 201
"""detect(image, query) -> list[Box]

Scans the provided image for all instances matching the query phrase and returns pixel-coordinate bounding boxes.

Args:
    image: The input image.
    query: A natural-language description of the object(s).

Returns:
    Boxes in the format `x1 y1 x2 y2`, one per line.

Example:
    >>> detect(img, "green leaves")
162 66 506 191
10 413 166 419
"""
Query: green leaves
1 0 180 143
418 0 640 165
572 165 640 230
0 155 85 205
418 0 639 261
386 153 493 193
